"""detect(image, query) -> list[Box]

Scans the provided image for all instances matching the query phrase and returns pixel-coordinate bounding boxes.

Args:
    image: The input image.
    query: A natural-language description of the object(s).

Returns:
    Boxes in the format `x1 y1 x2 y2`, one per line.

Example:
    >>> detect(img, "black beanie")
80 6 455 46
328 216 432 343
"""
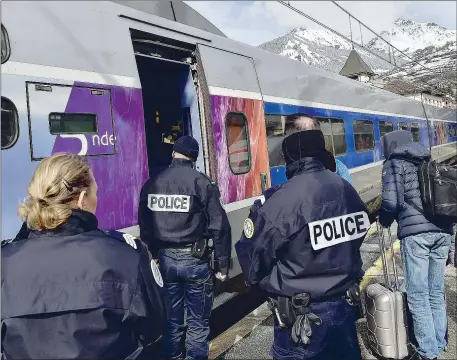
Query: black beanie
173 136 199 159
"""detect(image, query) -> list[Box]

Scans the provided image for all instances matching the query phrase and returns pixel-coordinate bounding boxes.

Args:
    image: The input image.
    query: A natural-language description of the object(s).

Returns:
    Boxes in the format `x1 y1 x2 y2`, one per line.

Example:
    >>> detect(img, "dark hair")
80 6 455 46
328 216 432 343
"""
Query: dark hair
284 113 321 137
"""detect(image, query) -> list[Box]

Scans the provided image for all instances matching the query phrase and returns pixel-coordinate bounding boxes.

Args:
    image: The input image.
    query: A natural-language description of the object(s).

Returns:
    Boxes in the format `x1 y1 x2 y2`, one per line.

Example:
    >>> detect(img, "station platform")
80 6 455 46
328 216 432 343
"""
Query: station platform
210 221 457 360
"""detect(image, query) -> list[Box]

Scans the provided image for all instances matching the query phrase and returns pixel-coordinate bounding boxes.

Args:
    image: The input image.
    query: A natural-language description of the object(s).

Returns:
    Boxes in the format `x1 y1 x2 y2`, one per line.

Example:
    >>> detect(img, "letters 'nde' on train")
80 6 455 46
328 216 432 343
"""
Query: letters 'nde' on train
2 1 456 287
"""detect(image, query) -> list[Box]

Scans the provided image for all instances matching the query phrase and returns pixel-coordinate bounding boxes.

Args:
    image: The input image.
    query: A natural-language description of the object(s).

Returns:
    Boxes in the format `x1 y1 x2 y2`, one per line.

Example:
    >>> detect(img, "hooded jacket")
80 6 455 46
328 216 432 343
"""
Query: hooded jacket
379 132 454 239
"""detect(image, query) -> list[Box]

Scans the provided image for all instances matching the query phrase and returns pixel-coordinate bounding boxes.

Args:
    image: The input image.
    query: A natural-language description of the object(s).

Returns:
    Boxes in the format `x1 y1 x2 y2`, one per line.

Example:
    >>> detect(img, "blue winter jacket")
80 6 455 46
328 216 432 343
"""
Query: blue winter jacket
379 142 454 239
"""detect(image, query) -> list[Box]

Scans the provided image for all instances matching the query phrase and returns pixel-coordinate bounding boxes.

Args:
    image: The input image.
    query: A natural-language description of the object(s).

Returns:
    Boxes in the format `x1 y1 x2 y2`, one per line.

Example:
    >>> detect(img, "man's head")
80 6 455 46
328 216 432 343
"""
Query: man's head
284 113 320 137
173 135 199 162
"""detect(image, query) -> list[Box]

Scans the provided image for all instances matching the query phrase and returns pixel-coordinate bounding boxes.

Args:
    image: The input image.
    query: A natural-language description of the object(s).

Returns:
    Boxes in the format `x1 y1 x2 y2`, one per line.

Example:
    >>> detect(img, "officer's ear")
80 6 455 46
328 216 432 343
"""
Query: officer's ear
77 190 87 210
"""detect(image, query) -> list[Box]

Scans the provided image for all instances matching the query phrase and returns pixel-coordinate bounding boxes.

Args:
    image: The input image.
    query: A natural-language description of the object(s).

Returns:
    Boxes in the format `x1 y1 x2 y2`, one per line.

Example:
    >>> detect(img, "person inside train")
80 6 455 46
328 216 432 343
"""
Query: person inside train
379 130 454 360
1 153 165 360
283 113 353 184
236 114 368 360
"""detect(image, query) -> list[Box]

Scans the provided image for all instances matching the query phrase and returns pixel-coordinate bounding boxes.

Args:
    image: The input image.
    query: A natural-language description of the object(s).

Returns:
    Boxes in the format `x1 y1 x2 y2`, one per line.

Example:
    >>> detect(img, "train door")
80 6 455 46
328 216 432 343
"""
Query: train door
194 44 270 205
130 30 204 177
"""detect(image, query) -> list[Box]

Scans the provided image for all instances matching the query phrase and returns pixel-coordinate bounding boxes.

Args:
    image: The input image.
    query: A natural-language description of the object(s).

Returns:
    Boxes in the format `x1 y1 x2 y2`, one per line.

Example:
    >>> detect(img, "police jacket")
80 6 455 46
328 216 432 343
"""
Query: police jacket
138 158 232 273
235 157 369 300
379 141 454 239
1 210 165 360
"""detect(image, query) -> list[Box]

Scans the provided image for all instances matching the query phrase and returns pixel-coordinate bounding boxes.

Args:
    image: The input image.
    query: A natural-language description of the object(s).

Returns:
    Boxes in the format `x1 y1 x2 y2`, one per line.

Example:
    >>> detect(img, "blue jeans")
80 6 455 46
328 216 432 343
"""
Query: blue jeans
158 249 214 360
271 298 361 360
401 232 452 359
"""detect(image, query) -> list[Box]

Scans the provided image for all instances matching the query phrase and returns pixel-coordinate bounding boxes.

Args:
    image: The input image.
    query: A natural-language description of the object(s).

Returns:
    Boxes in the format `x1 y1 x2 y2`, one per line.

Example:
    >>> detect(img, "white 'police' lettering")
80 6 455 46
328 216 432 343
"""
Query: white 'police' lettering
148 194 190 213
309 211 370 251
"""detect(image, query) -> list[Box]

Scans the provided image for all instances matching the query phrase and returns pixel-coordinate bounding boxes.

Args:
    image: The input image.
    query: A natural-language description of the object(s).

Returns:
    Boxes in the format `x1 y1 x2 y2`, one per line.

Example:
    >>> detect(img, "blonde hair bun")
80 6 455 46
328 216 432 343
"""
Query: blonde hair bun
18 153 93 231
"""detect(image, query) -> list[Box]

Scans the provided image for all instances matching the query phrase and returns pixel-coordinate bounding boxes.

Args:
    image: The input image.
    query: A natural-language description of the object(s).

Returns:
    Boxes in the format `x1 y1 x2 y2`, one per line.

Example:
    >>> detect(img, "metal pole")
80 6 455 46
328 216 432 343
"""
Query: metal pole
421 92 432 152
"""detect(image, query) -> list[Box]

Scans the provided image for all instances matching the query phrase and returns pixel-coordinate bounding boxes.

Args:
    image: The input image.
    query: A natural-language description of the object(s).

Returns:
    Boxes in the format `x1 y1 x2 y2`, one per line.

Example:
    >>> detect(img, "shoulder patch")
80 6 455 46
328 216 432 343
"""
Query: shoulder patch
150 260 164 287
102 230 139 251
243 218 255 239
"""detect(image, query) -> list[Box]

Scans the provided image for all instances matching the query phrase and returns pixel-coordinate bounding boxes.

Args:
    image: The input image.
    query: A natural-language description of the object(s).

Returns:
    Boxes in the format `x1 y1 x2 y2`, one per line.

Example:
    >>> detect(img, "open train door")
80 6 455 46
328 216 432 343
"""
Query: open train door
194 44 271 208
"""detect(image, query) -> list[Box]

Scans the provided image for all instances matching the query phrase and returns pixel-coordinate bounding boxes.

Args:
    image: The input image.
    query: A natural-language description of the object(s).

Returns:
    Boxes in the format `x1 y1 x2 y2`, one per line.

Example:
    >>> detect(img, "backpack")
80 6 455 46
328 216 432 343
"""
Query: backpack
410 159 457 221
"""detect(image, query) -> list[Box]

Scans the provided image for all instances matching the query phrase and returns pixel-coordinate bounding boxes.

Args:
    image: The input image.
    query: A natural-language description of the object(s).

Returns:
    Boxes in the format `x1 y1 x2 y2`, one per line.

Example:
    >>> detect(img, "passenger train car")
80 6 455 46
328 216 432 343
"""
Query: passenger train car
2 1 456 282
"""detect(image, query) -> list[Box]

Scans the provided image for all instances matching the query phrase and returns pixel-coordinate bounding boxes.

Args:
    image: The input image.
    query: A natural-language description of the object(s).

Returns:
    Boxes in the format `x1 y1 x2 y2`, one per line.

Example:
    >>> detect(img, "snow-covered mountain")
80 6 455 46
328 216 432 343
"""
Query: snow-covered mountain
259 25 400 74
259 18 456 99
367 18 456 54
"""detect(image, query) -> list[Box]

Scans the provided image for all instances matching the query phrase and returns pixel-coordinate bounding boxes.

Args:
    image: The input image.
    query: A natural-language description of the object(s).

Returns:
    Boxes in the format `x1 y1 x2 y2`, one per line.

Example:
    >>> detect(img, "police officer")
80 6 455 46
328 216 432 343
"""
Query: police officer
2 153 165 359
236 115 368 360
138 135 231 360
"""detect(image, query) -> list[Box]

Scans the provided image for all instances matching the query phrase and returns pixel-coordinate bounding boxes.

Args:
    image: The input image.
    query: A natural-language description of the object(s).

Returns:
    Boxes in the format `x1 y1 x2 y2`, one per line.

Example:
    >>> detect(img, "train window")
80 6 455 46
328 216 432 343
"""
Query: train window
317 118 347 156
1 97 19 150
225 112 251 174
49 113 98 134
317 118 333 154
1 24 11 64
379 121 393 138
411 123 420 142
353 120 374 152
329 118 346 155
398 122 408 131
265 114 286 167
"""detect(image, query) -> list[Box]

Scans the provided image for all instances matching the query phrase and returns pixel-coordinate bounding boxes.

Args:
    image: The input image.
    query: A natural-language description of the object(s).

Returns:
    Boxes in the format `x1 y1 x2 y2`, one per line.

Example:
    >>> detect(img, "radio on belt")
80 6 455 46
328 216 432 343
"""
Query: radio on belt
309 211 370 251
148 194 190 213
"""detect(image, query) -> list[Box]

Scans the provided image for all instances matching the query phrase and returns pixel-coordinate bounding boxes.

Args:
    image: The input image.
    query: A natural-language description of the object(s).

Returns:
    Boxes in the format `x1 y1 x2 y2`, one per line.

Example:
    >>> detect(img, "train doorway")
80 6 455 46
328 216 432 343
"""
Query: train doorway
131 30 203 177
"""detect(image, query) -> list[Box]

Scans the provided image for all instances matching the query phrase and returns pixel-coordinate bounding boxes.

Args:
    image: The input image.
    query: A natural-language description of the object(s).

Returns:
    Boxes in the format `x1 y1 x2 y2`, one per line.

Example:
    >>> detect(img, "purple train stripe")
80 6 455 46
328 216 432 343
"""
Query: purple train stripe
52 82 148 230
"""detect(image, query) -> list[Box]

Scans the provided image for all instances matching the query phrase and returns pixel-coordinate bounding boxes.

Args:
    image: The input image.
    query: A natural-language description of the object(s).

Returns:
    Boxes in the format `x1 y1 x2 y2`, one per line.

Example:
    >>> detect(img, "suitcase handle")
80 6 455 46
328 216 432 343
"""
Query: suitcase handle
376 222 400 291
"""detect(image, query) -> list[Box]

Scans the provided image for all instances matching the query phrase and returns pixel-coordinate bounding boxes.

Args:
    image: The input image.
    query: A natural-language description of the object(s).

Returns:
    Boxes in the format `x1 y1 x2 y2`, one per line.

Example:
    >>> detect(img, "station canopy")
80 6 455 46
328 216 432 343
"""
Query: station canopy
339 49 375 79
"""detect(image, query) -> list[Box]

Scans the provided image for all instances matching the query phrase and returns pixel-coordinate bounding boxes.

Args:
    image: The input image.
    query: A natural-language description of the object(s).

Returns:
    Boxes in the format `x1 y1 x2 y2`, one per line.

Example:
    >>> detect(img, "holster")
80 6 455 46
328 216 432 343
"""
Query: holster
268 293 322 345
345 283 364 319
191 238 208 259
268 296 296 329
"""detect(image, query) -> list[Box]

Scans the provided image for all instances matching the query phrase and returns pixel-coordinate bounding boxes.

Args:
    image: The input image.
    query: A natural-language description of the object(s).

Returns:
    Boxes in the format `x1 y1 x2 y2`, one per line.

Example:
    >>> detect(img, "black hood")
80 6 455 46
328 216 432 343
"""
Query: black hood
381 130 431 161
282 130 336 175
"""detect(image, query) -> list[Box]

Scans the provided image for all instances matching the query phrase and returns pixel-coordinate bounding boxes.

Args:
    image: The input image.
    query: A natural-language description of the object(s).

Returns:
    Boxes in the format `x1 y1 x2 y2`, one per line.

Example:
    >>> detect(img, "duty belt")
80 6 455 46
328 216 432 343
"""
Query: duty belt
163 245 192 252
268 283 362 345
268 293 322 345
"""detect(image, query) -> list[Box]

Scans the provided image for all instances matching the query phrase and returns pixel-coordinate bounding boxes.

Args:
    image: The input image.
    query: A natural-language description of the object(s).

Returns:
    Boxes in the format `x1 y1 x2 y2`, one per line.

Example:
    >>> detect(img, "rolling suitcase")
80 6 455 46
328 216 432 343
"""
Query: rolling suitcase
365 225 410 359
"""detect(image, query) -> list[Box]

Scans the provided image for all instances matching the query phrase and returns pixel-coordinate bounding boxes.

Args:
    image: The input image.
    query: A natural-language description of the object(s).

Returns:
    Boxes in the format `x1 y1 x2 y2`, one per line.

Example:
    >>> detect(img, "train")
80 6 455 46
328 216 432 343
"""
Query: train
2 1 456 284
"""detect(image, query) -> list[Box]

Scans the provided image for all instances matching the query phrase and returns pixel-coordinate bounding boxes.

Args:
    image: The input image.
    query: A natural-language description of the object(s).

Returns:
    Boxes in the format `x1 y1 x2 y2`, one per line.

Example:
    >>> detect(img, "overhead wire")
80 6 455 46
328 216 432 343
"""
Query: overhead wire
330 1 432 73
276 1 456 101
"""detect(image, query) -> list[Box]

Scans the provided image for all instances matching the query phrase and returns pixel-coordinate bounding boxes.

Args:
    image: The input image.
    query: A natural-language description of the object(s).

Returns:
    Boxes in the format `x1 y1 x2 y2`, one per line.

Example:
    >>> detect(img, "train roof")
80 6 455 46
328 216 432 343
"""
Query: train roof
110 0 226 38
2 1 455 122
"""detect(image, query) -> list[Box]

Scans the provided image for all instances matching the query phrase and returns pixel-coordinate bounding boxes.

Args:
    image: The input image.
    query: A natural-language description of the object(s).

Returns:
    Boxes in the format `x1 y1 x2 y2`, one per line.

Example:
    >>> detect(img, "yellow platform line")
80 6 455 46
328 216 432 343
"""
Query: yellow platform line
360 237 401 290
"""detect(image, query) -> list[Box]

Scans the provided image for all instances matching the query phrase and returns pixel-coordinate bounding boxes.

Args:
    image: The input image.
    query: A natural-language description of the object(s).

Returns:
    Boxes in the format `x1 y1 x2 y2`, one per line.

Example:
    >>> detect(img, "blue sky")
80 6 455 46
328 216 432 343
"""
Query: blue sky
185 1 457 46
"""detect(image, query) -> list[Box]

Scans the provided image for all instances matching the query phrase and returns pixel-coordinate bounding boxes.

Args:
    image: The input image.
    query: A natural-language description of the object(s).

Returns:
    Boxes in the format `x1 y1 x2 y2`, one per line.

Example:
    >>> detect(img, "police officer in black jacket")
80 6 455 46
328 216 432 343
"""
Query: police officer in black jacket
1 153 165 360
236 115 368 360
138 135 231 360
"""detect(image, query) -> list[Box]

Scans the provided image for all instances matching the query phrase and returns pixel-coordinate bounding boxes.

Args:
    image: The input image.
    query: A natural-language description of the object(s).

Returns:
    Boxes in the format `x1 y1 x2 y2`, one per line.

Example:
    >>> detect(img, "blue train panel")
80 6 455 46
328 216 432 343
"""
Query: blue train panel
264 102 457 187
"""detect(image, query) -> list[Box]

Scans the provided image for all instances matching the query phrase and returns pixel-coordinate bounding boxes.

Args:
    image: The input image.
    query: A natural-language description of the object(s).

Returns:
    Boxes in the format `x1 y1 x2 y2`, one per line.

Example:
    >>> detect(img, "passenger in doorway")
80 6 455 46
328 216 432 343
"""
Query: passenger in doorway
236 115 368 360
138 136 232 360
379 130 454 360
1 153 165 360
